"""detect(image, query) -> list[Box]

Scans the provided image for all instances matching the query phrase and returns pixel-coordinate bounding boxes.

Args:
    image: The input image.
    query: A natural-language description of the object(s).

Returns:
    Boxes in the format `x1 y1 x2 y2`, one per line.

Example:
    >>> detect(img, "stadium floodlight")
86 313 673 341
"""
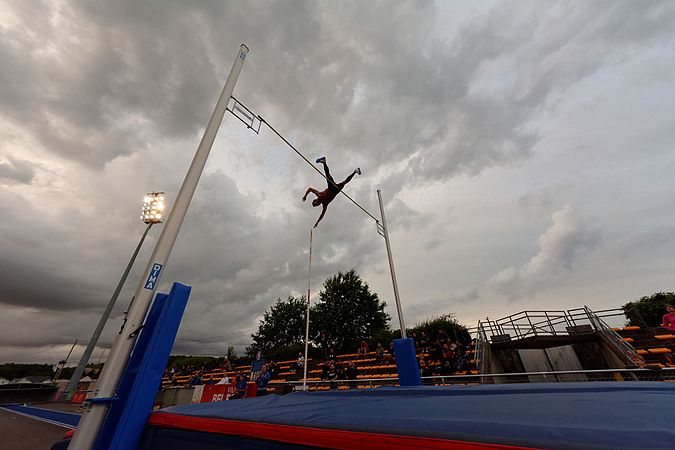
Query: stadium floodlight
65 191 167 398
141 192 165 224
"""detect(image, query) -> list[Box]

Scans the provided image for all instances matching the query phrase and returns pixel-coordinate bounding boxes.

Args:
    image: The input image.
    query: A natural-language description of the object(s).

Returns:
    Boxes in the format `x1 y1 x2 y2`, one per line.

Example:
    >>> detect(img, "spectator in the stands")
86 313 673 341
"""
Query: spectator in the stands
296 352 305 373
233 373 248 398
428 341 441 362
389 340 395 358
319 331 330 359
663 305 675 332
327 347 337 361
439 359 453 376
375 342 386 364
222 357 232 372
324 361 339 389
419 360 433 378
321 361 330 380
188 371 203 386
419 331 430 353
268 360 278 378
455 354 468 372
345 361 359 389
441 342 455 361
357 340 369 358
205 376 216 385
345 361 359 380
437 329 450 346
257 364 271 396
169 374 179 386
216 374 230 385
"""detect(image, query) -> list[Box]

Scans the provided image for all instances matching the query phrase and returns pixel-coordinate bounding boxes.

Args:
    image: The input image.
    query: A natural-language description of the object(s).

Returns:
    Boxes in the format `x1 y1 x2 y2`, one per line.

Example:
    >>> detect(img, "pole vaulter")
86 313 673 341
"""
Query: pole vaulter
302 157 361 228
227 95 409 341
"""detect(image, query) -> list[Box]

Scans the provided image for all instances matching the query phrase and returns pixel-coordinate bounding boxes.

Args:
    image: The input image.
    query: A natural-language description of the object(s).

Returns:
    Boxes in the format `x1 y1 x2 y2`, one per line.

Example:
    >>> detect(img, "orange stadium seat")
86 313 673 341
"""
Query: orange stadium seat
648 348 672 354
655 334 675 340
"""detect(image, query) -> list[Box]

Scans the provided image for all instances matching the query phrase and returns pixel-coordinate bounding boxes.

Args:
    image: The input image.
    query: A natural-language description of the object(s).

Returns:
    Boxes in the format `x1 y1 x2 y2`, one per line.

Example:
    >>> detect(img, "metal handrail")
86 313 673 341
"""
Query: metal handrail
582 306 646 367
267 367 675 387
476 307 628 342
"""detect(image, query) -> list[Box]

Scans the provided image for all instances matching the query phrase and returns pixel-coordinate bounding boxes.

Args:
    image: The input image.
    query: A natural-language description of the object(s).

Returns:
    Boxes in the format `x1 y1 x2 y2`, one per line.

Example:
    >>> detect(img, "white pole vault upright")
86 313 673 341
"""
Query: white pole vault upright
302 228 313 390
377 190 406 338
69 44 249 450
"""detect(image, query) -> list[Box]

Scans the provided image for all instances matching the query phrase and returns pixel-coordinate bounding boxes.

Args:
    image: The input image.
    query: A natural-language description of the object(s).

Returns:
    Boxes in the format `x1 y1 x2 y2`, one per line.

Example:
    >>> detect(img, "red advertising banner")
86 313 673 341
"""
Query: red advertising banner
71 391 87 404
200 383 236 403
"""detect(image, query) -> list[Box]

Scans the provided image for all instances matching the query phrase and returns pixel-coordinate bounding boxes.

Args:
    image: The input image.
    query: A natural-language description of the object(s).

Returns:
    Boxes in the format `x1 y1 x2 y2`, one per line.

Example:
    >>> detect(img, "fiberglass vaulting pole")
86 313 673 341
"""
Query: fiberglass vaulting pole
68 44 249 450
377 190 407 338
303 229 313 391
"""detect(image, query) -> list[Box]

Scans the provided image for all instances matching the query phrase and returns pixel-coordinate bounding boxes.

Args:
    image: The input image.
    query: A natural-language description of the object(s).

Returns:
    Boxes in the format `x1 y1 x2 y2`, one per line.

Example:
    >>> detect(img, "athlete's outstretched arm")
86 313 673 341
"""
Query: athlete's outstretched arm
303 187 320 201
314 204 328 228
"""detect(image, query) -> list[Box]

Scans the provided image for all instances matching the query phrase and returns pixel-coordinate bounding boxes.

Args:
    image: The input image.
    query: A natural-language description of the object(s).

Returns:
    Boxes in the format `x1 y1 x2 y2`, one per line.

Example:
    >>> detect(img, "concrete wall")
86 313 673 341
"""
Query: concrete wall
544 345 586 381
518 349 552 382
155 387 195 407
518 346 586 382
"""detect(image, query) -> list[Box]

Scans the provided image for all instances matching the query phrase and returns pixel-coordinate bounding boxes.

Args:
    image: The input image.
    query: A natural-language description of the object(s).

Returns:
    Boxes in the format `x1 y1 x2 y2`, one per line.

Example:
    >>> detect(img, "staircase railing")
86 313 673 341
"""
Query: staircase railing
582 306 645 367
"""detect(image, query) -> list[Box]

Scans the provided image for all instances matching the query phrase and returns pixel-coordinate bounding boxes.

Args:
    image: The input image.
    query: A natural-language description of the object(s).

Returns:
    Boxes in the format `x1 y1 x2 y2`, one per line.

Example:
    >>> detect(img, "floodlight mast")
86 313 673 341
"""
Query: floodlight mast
69 44 249 450
64 192 165 397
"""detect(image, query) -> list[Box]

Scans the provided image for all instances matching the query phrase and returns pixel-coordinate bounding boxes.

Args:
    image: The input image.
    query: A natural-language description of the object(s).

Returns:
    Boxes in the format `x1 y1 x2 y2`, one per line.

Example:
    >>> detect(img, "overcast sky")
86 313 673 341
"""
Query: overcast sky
1 0 675 364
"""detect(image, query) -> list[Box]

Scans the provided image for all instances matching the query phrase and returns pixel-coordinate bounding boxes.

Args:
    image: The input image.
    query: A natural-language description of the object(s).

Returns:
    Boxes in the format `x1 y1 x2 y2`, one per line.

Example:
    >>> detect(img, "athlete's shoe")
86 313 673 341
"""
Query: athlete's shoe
316 156 326 164
356 168 361 175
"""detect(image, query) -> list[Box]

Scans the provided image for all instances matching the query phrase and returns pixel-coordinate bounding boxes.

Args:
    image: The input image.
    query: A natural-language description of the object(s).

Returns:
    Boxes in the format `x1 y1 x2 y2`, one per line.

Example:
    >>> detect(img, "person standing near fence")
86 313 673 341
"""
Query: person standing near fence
662 305 675 332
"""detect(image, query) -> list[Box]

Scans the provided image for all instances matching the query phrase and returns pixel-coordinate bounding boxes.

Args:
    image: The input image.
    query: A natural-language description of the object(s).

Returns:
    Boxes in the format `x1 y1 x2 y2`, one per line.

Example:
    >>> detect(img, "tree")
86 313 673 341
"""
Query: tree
311 269 390 353
248 296 307 358
0 363 54 381
412 314 471 344
225 346 238 361
623 292 675 327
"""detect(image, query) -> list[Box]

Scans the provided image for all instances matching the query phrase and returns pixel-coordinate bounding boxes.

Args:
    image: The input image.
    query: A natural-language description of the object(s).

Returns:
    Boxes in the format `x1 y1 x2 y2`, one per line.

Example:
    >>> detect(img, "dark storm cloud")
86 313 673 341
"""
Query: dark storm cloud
1 0 674 360
0 156 34 184
408 288 481 323
0 190 102 310
3 0 673 176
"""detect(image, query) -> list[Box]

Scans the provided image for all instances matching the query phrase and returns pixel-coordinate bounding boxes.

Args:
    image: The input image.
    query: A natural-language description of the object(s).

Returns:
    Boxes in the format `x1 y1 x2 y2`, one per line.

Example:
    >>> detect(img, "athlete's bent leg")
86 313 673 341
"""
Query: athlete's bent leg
340 169 360 186
320 161 335 186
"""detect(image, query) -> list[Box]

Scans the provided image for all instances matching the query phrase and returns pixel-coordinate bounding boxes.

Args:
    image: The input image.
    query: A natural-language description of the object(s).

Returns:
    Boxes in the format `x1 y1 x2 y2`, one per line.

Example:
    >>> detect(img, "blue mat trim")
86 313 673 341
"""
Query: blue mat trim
1 404 80 428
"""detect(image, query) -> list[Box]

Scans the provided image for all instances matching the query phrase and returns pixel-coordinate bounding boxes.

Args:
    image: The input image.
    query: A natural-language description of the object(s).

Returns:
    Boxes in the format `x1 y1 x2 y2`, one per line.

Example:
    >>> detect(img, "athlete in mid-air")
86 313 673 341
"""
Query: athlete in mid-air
302 157 361 228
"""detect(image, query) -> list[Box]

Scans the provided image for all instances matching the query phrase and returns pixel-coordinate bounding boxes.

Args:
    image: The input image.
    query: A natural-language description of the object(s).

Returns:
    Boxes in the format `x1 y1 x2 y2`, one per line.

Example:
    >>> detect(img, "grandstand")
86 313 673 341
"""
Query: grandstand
158 306 675 398
160 346 481 394
613 325 675 367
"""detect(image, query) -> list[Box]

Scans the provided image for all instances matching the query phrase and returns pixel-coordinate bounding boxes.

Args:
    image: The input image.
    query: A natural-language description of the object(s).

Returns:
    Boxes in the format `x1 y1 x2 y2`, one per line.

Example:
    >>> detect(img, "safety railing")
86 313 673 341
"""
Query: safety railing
581 306 646 366
267 367 675 392
476 307 628 344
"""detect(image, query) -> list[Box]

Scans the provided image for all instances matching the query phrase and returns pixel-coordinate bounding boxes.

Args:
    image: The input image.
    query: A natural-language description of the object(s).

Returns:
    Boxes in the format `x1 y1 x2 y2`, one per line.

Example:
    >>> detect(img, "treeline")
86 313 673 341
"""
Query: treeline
624 292 675 326
247 268 470 361
167 346 243 371
0 363 54 381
